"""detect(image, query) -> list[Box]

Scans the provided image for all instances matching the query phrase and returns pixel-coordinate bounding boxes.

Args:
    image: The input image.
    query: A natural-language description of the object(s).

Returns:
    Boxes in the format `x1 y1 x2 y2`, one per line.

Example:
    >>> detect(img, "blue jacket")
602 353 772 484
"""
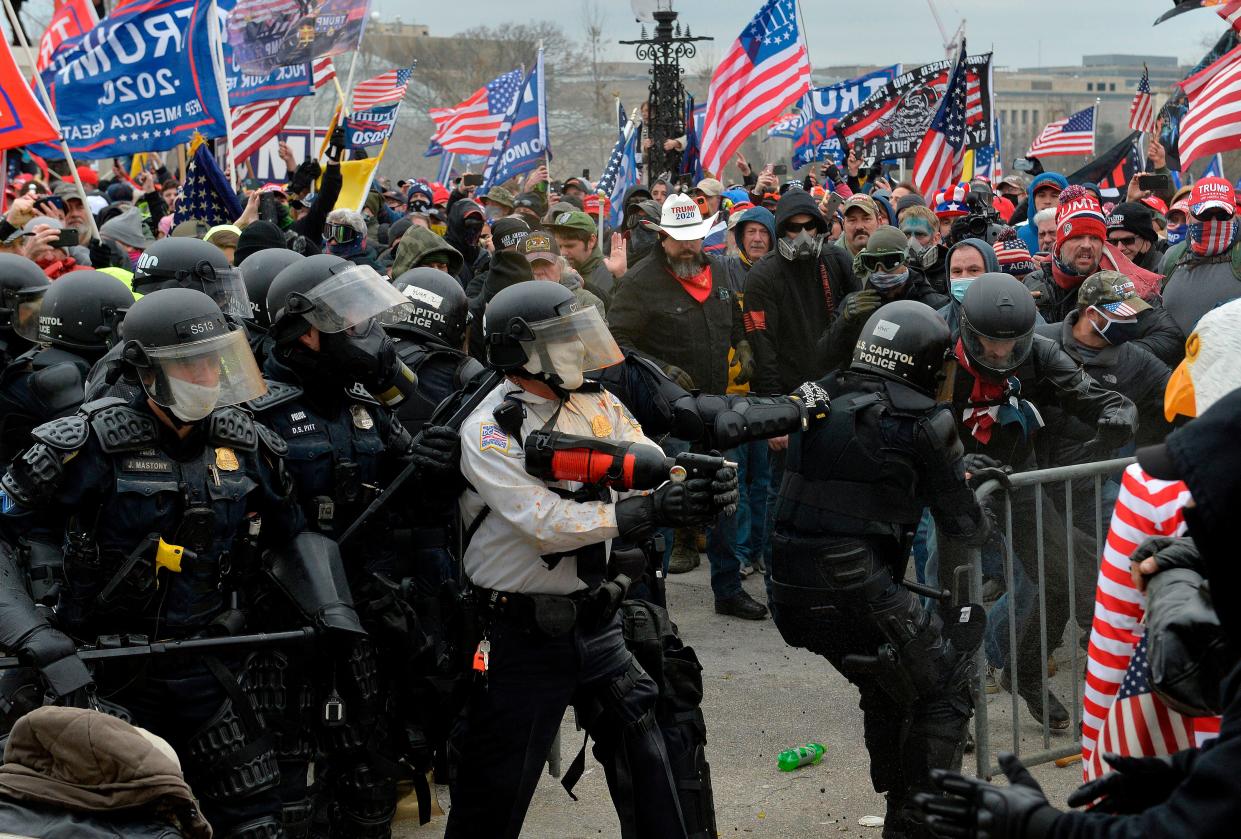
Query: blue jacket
1016 172 1068 253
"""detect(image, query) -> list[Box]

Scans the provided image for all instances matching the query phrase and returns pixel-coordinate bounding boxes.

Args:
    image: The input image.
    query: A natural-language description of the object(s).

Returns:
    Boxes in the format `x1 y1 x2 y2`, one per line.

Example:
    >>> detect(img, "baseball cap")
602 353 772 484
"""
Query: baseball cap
549 209 598 237
692 178 724 198
519 231 560 263
1189 176 1235 218
842 193 879 219
1077 270 1151 317
513 191 546 214
1140 195 1168 217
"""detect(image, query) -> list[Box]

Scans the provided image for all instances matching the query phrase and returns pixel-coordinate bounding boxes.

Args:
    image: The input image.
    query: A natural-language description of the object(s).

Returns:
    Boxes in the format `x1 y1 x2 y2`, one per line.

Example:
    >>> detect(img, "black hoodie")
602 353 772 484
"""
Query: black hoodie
444 199 485 288
741 189 859 394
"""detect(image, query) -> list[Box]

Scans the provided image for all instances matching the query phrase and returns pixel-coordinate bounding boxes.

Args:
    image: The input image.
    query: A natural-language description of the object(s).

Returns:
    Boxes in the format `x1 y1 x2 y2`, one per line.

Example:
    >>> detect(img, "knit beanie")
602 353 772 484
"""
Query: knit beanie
235 221 289 264
1105 201 1158 245
1055 184 1106 253
992 227 1036 277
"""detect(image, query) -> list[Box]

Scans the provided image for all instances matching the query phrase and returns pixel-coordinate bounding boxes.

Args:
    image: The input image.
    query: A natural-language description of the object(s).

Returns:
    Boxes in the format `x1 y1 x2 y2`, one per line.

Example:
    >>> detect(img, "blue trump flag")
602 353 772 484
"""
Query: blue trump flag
344 103 400 149
597 102 639 231
791 65 900 169
36 0 229 160
480 48 549 193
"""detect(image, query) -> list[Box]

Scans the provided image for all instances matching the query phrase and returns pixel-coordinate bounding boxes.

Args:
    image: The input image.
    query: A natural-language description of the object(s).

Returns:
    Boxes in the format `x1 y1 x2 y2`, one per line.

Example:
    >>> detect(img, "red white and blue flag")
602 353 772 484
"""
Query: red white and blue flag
0 37 59 153
480 49 549 192
1178 43 1241 169
1129 65 1157 133
912 43 970 200
428 70 523 157
1028 106 1097 158
698 0 811 177
231 58 335 166
37 0 98 72
351 66 413 111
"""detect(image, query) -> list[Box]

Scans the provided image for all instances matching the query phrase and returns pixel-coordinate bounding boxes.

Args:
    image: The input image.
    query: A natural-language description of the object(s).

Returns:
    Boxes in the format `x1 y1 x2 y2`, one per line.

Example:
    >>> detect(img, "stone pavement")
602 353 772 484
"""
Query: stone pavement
397 558 1087 837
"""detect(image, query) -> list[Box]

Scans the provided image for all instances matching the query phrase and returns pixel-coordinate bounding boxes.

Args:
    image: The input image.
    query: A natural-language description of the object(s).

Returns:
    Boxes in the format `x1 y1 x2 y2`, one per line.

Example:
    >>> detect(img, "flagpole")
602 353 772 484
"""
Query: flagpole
537 41 550 182
1 0 98 240
207 0 238 191
598 93 619 235
341 50 361 114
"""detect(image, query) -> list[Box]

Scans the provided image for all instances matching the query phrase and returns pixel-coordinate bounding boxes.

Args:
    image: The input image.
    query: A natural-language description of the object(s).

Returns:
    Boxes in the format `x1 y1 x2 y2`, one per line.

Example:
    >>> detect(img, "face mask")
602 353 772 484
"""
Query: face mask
629 227 659 259
777 230 821 262
1089 308 1141 345
463 222 484 247
166 377 220 422
1188 218 1237 256
950 277 975 303
529 341 588 390
1166 223 1187 246
430 223 448 237
867 270 908 291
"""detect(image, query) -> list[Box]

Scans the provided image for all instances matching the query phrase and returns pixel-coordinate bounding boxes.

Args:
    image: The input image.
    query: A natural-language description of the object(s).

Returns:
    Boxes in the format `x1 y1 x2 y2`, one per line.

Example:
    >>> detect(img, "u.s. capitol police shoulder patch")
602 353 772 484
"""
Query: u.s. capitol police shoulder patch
479 423 510 453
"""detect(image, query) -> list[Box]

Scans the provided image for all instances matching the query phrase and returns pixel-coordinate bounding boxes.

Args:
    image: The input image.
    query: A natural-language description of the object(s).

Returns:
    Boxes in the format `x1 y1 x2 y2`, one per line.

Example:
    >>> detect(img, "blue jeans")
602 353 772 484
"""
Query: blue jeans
985 559 1037 671
734 440 771 566
763 446 786 599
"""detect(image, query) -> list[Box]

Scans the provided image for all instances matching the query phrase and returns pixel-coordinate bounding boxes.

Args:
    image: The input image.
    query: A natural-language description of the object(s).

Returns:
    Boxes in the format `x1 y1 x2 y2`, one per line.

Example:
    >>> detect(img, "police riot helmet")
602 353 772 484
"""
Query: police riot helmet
483 281 622 389
0 254 50 343
265 254 412 346
239 249 305 328
132 237 251 320
120 288 266 422
37 270 135 354
390 267 469 347
959 272 1038 379
850 300 951 395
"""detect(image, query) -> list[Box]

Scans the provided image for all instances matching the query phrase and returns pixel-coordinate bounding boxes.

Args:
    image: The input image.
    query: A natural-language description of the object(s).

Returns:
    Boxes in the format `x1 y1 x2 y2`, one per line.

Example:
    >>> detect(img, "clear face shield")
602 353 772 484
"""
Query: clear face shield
140 321 266 422
520 306 624 390
9 286 47 342
960 315 1034 379
143 263 252 321
288 264 414 333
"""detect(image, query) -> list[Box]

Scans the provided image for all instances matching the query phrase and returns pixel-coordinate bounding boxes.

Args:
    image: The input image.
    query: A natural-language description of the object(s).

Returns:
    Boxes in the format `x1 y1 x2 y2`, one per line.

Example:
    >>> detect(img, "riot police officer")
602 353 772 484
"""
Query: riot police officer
0 271 134 461
0 254 50 370
251 254 457 837
449 281 737 839
239 247 305 367
770 300 992 839
0 288 314 838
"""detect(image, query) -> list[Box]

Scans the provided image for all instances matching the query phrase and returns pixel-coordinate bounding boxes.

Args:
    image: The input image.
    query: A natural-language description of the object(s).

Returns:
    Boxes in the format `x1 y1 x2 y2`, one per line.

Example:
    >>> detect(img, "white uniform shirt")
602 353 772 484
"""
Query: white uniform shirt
458 382 661 595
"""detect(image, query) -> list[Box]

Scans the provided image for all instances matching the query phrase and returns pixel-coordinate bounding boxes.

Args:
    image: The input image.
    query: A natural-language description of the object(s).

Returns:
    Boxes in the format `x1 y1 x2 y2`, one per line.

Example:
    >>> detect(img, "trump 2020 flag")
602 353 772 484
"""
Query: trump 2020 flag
38 0 229 160
175 136 244 227
699 0 811 177
37 0 98 72
480 48 549 193
597 101 640 231
0 38 59 152
344 104 401 149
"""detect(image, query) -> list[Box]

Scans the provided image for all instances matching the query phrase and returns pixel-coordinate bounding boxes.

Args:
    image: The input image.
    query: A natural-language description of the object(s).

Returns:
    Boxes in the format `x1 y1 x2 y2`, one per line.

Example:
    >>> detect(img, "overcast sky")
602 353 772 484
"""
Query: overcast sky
382 0 1227 71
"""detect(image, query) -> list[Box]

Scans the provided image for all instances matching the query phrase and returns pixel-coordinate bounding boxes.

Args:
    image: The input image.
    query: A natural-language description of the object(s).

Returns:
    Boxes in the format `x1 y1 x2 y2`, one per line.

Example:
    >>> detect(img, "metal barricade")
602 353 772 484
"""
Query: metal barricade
966 456 1135 780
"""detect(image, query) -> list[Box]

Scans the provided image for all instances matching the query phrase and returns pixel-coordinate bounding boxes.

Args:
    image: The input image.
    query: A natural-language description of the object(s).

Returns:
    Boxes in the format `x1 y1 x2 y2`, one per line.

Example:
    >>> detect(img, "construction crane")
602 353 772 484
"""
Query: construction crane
925 0 965 58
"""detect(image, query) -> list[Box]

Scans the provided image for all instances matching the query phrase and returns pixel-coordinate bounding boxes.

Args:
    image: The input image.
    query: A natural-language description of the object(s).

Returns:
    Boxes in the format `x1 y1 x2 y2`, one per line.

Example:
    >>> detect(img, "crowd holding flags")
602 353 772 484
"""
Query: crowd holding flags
911 42 971 200
480 46 550 192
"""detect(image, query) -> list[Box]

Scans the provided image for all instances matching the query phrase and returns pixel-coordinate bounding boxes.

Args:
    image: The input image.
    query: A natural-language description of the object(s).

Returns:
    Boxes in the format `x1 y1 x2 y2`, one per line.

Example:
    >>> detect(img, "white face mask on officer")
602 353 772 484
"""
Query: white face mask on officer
525 340 588 391
165 377 221 422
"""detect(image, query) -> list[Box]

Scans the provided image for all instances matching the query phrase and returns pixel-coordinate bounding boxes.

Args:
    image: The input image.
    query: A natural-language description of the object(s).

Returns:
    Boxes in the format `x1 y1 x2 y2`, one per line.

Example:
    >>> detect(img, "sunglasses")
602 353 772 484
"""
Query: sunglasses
858 252 906 272
783 220 818 234
326 223 359 244
1108 234 1137 247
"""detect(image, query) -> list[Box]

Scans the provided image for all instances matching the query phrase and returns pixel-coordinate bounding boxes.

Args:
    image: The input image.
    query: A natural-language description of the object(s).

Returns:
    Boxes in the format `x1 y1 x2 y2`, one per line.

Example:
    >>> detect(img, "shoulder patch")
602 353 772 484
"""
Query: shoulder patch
247 380 304 413
256 423 289 457
207 407 259 451
479 422 510 453
30 414 89 451
89 405 158 453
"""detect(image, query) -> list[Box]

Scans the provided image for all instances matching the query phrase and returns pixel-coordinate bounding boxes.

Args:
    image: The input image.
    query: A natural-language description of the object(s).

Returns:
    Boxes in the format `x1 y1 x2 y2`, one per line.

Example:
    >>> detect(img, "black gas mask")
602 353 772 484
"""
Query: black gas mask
318 319 401 392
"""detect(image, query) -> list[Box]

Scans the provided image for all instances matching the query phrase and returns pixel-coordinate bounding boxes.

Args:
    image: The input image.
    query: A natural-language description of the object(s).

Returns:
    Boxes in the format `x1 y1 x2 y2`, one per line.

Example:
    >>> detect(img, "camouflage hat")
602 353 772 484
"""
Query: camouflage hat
1077 270 1151 316
548 209 598 237
860 225 909 256
482 185 516 208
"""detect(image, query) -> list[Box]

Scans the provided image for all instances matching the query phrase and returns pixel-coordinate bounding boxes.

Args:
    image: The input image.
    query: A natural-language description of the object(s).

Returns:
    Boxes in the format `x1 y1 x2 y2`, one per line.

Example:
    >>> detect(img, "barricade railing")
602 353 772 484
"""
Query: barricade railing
966 457 1135 780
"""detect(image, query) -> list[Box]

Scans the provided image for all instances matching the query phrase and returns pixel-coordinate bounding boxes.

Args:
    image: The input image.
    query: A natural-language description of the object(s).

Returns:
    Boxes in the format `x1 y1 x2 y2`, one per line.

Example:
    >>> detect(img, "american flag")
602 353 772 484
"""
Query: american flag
1028 106 1096 158
699 0 812 177
174 138 243 227
351 66 413 110
912 43 970 200
230 58 336 164
1178 43 1241 168
428 70 523 157
1129 65 1157 133
1217 0 1241 30
1081 465 1220 782
597 101 640 231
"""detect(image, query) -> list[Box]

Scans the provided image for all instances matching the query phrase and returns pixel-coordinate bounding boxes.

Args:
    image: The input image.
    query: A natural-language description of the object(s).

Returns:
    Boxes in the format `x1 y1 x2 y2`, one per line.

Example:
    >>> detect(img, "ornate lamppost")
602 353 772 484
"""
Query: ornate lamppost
620 2 711 182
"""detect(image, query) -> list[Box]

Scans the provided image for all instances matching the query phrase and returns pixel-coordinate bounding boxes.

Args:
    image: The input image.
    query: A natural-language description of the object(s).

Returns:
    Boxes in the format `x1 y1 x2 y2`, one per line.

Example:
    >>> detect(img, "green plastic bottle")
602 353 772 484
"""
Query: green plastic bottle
777 742 825 772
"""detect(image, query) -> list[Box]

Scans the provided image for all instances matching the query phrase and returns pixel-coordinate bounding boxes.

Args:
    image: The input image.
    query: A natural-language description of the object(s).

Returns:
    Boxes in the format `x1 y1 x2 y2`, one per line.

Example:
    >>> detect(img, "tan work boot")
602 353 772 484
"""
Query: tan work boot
668 528 701 574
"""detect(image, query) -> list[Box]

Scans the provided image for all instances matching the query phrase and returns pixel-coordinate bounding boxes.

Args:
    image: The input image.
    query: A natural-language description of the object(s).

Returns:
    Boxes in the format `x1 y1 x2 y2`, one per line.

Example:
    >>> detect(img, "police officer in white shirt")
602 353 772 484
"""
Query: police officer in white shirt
448 280 737 839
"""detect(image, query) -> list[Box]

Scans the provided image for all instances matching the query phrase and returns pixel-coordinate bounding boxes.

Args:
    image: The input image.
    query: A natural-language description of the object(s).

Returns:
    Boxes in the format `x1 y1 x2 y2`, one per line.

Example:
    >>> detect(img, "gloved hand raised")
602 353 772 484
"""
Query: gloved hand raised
411 425 460 474
916 753 1062 839
838 289 883 323
19 624 93 700
1066 753 1183 814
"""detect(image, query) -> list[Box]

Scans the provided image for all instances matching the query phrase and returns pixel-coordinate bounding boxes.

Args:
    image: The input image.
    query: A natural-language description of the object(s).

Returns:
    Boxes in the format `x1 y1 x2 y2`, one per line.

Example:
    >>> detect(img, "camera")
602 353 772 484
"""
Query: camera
948 191 1003 246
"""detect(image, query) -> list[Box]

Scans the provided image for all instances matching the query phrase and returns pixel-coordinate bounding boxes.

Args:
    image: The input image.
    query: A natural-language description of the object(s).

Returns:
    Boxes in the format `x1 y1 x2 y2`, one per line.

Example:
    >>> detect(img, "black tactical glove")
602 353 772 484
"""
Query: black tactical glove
287 159 322 196
733 340 755 385
791 380 831 426
838 289 882 323
325 127 347 163
917 753 1062 839
962 453 1012 491
1066 753 1182 814
661 363 695 391
710 465 739 516
1094 413 1133 451
1131 536 1204 578
411 425 460 475
615 478 714 541
19 625 93 700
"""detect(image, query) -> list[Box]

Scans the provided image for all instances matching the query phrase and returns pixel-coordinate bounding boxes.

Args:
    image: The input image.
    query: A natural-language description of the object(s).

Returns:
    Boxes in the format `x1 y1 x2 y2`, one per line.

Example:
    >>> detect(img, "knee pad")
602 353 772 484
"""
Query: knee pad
221 815 282 839
330 761 397 839
871 592 957 701
185 697 280 802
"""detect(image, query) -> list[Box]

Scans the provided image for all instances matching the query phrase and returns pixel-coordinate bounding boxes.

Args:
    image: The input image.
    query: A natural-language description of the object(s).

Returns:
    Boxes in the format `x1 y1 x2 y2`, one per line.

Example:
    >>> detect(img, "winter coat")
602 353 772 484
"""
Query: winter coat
443 200 484 287
1160 241 1241 337
1014 172 1068 253
389 227 465 281
742 189 859 394
608 247 746 395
